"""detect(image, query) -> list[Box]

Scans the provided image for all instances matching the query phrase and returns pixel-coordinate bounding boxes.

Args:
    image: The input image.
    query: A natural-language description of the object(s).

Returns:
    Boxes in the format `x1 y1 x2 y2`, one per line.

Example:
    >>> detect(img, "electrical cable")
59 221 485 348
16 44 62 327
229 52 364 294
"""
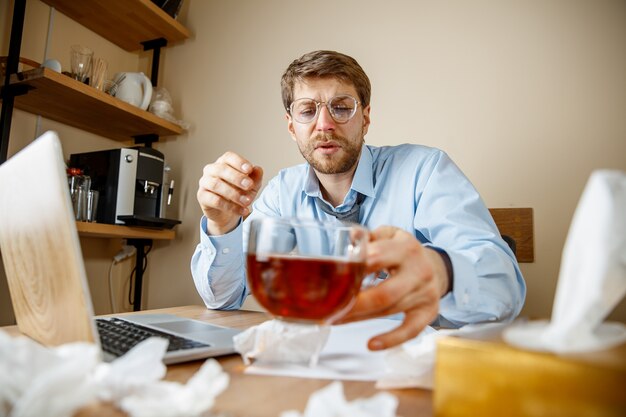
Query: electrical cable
110 244 136 313
128 242 153 306
108 259 116 313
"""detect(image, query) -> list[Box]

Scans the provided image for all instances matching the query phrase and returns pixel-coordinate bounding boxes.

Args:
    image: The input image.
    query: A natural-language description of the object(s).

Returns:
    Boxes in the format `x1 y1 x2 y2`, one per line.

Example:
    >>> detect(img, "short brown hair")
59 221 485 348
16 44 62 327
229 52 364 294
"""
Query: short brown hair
281 50 371 112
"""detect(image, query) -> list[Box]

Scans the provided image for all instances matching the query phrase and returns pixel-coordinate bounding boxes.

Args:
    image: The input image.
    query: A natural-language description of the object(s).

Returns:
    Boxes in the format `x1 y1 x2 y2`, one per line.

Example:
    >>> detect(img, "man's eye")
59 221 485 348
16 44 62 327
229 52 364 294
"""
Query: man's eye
332 105 353 116
299 108 316 116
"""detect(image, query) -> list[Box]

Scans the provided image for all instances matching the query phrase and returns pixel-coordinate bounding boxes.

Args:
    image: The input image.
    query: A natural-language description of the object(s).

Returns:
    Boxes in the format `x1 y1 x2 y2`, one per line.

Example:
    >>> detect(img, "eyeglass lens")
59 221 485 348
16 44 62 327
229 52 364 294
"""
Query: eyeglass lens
290 95 358 124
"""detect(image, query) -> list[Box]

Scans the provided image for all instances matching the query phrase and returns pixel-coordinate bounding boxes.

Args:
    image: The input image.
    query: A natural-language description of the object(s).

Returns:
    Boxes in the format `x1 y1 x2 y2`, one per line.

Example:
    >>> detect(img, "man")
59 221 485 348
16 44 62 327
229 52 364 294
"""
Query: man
192 50 526 351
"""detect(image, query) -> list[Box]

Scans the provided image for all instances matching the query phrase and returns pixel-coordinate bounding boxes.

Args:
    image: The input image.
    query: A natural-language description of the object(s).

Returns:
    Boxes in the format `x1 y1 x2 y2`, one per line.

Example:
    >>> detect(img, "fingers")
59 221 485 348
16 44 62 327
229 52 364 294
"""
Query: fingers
207 152 258 195
343 277 438 322
368 225 400 241
197 152 263 234
216 151 255 175
338 225 442 350
365 227 428 272
367 304 439 350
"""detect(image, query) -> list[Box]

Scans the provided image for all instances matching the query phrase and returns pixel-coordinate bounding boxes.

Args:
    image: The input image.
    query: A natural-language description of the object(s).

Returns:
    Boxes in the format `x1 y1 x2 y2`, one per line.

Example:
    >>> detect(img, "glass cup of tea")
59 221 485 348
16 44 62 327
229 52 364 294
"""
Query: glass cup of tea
246 217 369 324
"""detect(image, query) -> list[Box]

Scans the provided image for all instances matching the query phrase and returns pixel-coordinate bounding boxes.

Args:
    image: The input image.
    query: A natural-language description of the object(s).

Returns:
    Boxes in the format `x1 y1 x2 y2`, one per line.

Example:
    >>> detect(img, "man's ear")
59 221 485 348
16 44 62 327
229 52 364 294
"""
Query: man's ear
286 113 297 142
362 105 371 137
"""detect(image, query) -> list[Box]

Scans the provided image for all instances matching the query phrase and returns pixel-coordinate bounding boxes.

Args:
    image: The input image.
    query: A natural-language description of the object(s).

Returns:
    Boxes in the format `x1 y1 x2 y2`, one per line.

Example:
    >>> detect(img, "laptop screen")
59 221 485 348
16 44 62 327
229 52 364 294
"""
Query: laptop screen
0 131 99 347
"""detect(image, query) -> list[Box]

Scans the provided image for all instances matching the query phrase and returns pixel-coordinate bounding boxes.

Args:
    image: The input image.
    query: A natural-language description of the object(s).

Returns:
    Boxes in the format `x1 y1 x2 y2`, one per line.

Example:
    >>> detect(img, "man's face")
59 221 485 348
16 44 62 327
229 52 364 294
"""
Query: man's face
287 77 370 175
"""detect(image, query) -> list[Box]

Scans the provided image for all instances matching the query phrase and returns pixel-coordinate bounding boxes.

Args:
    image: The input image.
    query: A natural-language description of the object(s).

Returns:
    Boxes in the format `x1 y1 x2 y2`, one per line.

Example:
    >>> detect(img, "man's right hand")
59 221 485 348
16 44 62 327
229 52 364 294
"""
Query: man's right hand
197 151 263 235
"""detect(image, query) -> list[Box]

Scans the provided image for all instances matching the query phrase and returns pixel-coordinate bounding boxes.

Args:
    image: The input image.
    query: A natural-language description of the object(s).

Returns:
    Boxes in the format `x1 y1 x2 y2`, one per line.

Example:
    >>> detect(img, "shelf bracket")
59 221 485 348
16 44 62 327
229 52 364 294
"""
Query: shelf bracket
141 38 168 87
1 0 27 164
1 83 34 100
133 133 160 147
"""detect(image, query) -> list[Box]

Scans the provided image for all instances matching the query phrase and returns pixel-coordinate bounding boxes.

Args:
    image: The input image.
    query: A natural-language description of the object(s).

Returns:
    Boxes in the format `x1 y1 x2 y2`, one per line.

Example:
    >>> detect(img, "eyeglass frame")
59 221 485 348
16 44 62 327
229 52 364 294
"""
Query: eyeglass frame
287 94 361 124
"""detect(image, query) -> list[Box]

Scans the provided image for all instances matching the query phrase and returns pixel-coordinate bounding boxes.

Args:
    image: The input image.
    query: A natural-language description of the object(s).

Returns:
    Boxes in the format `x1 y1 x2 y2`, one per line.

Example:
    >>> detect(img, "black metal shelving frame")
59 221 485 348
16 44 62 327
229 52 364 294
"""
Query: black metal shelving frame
0 0 176 311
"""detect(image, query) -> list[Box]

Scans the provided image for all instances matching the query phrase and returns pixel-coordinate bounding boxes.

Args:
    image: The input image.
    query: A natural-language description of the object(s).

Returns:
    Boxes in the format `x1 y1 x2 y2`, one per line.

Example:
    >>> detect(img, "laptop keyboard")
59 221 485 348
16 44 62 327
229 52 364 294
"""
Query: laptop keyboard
96 317 210 357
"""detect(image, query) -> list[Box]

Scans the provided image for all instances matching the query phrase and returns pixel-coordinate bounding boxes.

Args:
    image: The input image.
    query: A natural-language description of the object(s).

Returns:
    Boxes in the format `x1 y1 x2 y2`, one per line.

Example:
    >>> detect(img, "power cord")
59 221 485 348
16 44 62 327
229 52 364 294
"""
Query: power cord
128 242 153 307
109 243 136 313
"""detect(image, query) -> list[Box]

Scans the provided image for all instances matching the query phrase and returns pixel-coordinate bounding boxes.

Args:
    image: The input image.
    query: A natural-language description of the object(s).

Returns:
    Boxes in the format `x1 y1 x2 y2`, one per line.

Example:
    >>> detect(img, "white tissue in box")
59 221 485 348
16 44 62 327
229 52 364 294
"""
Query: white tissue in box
234 319 330 366
504 170 626 353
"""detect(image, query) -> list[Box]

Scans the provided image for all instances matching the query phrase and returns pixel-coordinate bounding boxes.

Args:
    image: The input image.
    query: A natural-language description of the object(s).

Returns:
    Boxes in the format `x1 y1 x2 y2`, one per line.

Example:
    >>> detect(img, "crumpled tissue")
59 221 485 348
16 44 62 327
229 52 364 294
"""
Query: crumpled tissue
234 319 331 367
0 331 228 417
504 170 626 353
376 323 506 390
280 381 398 417
376 326 446 390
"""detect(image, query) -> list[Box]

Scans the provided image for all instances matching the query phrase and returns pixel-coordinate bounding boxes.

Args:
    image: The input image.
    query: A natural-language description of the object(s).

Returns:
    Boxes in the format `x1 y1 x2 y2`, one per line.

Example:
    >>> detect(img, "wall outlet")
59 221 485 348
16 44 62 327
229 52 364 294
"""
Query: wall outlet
113 245 136 263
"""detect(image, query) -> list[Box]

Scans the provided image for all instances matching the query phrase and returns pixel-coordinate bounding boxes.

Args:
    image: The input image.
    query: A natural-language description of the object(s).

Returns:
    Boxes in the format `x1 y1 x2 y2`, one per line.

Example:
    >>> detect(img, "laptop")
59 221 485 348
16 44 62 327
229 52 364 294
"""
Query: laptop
0 131 240 364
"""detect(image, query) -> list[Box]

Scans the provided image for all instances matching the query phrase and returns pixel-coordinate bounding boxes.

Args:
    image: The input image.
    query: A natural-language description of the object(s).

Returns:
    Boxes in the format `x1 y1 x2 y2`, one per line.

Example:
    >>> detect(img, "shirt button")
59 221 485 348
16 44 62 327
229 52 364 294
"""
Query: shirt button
463 293 470 305
222 248 230 254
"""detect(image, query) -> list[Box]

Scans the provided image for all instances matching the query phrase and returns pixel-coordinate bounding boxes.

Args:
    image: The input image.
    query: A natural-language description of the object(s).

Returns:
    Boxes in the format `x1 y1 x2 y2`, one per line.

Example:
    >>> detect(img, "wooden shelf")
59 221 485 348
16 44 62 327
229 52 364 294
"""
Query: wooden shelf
4 67 183 142
40 0 191 52
76 221 175 240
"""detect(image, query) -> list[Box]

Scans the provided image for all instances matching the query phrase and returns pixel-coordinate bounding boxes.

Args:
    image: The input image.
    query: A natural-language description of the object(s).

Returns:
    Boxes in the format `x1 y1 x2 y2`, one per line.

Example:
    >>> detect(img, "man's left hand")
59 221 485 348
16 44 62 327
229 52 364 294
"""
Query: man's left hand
338 226 450 350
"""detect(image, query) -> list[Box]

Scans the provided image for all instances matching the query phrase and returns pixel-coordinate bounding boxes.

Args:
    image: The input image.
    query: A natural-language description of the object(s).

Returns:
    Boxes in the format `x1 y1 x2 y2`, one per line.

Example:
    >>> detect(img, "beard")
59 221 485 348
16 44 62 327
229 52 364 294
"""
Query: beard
297 131 364 175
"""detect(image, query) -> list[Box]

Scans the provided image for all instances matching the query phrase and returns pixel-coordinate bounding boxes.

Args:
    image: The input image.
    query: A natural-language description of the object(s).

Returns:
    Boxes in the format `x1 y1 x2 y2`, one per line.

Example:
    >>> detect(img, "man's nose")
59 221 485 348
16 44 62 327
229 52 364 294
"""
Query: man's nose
315 105 336 131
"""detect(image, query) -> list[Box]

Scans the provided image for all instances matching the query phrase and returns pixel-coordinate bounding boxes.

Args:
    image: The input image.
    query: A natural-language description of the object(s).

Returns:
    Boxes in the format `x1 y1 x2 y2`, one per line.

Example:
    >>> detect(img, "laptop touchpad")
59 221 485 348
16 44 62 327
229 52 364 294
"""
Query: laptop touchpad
153 321 222 334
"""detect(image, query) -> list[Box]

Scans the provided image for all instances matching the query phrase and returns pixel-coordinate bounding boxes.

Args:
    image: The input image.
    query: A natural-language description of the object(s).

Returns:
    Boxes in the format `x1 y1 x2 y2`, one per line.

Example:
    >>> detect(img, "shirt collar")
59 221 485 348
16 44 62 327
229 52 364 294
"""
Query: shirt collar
303 144 375 201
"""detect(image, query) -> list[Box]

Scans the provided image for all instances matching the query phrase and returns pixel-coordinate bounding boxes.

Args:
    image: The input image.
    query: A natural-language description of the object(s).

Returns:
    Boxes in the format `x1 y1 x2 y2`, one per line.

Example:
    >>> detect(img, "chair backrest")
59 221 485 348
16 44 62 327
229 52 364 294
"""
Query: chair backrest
489 208 534 263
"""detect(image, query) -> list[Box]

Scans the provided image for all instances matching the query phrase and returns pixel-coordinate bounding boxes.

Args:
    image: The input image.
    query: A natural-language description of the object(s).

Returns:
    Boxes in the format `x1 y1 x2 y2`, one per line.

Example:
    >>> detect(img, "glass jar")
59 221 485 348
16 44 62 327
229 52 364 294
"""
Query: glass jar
67 168 90 221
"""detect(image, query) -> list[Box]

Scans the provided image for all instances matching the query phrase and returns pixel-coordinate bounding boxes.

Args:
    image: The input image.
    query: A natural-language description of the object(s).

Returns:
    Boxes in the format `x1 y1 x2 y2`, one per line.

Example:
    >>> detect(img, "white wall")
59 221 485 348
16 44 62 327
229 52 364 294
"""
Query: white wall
1 0 625 325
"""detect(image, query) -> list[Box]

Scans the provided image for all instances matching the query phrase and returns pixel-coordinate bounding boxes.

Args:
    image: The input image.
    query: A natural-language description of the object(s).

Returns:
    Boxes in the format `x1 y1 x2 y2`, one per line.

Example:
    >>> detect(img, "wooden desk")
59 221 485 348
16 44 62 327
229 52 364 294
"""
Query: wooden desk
2 305 431 417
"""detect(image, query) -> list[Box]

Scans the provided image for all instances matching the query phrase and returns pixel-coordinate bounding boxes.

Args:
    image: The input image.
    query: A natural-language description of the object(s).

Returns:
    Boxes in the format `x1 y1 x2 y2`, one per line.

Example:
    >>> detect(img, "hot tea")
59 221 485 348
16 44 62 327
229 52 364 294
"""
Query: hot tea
247 253 365 323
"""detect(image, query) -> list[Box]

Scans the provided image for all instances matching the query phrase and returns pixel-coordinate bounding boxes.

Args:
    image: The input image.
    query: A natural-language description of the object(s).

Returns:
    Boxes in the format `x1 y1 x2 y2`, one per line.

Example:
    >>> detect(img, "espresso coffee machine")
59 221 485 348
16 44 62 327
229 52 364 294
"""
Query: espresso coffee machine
69 147 180 229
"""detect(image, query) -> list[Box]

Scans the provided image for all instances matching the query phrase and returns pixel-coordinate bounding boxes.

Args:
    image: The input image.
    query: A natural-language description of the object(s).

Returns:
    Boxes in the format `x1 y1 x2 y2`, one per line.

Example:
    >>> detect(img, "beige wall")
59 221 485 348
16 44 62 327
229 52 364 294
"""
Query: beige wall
1 0 625 326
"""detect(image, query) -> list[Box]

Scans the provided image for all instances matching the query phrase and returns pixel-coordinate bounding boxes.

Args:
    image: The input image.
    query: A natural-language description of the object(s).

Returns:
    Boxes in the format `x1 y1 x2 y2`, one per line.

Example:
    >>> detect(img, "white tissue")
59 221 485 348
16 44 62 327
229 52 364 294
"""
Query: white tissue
280 381 398 417
0 331 100 417
234 319 331 366
377 323 507 390
377 326 444 390
0 332 229 417
504 170 626 353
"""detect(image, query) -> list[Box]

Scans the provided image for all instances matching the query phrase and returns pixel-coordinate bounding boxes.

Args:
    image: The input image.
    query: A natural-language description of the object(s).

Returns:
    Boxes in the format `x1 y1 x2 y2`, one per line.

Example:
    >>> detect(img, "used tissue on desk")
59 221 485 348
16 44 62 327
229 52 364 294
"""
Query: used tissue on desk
377 323 506 390
234 319 331 366
504 170 626 353
0 331 100 417
0 332 228 417
280 381 398 417
376 326 444 390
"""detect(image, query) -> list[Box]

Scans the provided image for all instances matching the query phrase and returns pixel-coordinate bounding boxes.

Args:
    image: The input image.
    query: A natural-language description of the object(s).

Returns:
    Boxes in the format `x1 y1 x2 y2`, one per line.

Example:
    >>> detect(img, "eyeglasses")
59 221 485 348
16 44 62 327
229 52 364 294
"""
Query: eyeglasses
289 95 360 124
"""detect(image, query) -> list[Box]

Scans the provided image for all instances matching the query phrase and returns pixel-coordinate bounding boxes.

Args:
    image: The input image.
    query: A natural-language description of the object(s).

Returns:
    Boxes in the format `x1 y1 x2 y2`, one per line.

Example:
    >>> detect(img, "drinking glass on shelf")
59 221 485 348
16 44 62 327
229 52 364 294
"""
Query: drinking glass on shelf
67 168 90 221
246 217 369 324
70 45 93 83
86 190 99 222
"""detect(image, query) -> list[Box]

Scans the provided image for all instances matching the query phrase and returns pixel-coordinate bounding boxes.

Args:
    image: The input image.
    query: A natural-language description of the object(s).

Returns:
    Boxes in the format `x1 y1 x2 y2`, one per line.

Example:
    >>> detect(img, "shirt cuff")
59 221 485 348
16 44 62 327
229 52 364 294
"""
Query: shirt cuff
429 246 454 295
200 216 244 267
444 250 481 312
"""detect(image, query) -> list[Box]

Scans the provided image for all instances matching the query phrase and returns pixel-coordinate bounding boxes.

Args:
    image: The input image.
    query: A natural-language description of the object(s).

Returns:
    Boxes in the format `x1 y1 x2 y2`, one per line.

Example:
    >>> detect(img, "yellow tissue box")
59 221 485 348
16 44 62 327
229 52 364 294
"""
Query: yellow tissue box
434 330 626 417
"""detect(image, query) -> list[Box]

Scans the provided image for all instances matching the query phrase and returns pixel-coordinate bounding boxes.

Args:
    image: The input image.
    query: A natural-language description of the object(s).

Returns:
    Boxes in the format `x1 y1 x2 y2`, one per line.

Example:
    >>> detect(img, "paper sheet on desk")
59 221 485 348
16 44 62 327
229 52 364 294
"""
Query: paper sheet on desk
243 319 436 381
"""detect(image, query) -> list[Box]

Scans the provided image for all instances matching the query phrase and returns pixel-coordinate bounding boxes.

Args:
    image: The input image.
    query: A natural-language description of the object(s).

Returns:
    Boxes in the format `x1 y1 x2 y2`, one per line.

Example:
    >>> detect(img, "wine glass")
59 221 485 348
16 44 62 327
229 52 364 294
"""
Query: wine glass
246 217 369 324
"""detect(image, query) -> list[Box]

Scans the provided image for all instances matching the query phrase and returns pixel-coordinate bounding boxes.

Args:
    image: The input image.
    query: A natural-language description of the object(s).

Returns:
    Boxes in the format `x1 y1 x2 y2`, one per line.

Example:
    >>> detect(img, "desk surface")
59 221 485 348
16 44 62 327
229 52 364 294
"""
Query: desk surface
3 305 431 417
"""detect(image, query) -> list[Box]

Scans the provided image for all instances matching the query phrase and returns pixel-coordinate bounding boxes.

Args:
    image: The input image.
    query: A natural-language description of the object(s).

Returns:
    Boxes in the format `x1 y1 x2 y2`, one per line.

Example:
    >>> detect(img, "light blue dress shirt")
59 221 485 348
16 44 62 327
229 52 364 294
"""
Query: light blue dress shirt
191 144 526 327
